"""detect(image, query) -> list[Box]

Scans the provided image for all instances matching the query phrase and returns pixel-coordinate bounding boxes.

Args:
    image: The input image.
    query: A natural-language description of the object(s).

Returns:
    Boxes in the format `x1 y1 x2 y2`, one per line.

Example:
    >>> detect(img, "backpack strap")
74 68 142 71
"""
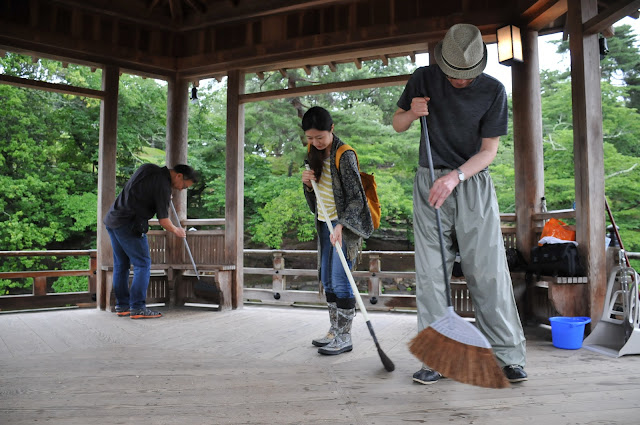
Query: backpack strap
335 144 359 172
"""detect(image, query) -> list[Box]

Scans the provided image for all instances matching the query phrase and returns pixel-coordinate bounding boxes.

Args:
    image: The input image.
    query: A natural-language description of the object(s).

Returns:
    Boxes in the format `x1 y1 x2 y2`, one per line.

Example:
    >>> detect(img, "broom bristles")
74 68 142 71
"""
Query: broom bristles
409 327 510 389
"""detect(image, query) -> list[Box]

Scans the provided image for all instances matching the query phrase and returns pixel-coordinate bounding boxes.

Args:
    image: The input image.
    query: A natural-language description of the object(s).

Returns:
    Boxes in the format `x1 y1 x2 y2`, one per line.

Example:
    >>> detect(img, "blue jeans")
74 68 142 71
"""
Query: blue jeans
106 225 152 311
319 220 353 302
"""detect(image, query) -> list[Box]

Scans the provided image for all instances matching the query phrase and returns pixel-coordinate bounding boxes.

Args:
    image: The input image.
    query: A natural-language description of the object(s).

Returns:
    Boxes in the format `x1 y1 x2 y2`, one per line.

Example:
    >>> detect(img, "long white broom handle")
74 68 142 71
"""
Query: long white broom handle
305 163 370 321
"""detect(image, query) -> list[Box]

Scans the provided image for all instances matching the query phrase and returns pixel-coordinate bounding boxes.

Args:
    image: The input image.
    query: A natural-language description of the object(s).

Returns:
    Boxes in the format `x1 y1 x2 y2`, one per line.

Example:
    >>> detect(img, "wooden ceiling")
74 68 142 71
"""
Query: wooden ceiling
0 0 638 81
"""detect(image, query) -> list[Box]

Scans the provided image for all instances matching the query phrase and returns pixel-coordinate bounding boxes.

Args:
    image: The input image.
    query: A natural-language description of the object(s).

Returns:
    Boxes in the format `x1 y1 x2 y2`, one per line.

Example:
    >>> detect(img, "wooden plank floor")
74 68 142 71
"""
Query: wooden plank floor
1 305 640 425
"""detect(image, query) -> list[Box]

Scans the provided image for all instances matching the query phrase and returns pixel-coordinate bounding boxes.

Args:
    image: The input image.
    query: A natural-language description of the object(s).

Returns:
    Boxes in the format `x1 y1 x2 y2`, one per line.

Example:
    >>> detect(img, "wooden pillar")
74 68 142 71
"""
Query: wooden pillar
96 65 119 311
368 254 381 298
567 0 607 324
511 29 545 261
273 252 285 296
166 77 190 305
166 77 190 218
226 70 245 309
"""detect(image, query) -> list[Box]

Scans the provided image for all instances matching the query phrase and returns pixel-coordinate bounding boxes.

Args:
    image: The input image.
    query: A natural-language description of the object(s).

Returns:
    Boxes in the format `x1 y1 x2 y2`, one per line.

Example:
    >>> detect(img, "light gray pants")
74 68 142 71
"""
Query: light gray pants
413 167 526 367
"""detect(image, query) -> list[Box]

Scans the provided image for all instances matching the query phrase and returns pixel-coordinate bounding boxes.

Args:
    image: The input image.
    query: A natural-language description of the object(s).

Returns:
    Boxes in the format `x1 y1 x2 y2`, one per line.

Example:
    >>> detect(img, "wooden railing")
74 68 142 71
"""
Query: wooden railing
6 209 621 317
0 250 96 311
242 217 521 315
244 248 478 315
111 218 233 310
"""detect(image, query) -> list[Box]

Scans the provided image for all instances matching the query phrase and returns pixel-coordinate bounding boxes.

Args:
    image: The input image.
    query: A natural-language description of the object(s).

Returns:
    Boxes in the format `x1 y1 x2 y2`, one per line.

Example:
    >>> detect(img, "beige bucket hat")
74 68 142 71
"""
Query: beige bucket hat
434 23 487 79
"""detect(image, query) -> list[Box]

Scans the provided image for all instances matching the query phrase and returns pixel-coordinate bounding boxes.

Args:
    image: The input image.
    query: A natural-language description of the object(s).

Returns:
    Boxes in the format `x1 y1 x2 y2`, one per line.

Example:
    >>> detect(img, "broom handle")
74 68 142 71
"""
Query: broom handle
420 115 453 307
304 162 371 322
605 198 630 268
169 199 200 278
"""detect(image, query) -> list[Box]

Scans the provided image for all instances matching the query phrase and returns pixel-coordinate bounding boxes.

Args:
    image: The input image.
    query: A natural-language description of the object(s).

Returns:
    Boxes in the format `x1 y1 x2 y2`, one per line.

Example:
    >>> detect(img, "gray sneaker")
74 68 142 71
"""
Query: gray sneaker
130 308 162 319
412 368 443 385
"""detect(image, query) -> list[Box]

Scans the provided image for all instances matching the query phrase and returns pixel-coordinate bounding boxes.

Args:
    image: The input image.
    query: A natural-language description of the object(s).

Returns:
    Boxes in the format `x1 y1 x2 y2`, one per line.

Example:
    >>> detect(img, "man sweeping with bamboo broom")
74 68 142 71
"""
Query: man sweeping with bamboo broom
392 23 527 386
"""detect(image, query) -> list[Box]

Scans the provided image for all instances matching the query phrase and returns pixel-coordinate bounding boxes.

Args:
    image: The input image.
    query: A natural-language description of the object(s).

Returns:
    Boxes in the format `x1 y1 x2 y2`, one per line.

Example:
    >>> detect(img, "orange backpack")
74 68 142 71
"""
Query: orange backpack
335 145 381 230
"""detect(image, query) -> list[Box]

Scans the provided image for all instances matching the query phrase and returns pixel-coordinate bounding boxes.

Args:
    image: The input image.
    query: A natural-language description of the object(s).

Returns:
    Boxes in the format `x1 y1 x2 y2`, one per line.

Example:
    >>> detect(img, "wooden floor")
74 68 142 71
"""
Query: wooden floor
1 304 639 425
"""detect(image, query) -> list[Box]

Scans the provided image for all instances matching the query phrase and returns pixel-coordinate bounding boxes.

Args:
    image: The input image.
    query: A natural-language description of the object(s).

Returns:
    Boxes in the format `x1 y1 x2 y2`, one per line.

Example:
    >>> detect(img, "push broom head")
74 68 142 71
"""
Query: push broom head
409 307 510 389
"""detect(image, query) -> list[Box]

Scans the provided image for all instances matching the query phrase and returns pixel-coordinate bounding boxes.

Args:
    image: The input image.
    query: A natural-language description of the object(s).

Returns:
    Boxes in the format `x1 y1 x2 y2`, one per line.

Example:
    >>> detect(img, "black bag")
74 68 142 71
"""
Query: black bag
529 243 584 277
130 216 149 237
506 247 527 271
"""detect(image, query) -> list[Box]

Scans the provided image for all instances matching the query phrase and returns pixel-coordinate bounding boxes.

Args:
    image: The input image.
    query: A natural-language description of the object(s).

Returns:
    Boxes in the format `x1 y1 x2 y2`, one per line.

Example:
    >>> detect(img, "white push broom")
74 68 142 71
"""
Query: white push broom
305 161 394 372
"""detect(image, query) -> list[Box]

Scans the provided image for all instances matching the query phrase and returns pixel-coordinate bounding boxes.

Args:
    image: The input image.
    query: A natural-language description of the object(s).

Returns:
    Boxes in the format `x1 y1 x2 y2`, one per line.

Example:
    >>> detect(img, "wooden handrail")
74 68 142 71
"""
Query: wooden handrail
0 270 91 279
148 218 225 226
0 250 97 257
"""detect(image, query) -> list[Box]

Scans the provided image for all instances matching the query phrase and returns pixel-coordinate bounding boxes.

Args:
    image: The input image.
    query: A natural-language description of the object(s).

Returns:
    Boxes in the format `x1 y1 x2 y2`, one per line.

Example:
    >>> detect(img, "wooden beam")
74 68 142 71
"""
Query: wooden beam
583 0 640 35
184 0 207 15
239 74 410 104
166 77 190 229
302 65 312 75
328 61 337 72
567 0 607 325
0 74 105 99
96 65 119 311
225 70 245 309
511 29 545 262
523 0 568 31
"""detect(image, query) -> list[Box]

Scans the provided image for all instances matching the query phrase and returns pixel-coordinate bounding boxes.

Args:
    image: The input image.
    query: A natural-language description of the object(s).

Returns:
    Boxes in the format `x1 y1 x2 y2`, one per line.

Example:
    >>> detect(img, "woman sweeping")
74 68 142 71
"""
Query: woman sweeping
301 106 374 355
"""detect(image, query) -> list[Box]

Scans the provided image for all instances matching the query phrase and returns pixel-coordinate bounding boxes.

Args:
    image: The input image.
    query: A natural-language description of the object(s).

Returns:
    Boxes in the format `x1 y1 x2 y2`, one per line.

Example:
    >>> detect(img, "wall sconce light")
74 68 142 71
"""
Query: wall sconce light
190 82 199 104
497 25 523 66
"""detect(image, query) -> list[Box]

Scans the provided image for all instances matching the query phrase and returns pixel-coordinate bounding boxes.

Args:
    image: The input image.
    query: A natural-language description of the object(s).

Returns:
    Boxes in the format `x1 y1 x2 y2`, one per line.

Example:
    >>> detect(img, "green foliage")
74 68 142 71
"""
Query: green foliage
1 23 640 288
51 257 89 293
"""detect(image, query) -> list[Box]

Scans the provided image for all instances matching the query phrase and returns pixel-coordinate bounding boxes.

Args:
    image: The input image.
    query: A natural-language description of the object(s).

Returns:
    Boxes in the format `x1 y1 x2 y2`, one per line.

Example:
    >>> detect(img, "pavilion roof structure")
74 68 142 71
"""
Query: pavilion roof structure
0 0 636 82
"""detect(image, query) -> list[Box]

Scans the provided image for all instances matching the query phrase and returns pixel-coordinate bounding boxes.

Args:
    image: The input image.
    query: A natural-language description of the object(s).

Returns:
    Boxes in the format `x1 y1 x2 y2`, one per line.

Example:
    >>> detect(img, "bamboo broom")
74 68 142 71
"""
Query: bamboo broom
305 161 395 372
408 115 509 389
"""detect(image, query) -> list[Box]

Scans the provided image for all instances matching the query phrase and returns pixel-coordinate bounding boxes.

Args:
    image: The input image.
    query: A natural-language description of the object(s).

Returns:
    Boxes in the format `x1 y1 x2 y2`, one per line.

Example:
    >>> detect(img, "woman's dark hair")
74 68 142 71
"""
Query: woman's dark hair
302 107 334 181
173 164 199 183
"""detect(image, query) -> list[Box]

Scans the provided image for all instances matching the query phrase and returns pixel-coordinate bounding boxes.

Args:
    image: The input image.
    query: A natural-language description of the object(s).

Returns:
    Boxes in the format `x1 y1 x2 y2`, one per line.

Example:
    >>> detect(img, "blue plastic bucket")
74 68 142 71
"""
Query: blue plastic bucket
549 316 591 349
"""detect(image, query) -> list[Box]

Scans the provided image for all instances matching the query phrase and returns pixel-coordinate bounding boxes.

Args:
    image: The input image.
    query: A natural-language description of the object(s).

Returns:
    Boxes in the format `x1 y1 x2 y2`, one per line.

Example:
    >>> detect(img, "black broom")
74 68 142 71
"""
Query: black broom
169 200 220 301
305 161 394 372
408 116 509 389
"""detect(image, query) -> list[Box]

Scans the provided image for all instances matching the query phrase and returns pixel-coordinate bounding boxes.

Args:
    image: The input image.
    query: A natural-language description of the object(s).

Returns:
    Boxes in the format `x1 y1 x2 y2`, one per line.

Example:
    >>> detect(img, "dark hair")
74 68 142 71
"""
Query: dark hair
302 106 333 132
172 164 199 183
302 107 334 181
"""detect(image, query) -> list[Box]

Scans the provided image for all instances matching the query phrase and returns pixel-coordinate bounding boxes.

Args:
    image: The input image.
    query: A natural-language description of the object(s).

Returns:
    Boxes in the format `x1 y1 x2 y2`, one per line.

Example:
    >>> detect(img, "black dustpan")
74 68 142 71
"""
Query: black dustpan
170 200 219 301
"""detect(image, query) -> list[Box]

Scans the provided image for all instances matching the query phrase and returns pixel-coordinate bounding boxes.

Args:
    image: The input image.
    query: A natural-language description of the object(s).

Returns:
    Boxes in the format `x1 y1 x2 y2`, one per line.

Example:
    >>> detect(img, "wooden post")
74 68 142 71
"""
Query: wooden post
567 0 607 324
226 69 245 309
166 77 190 305
273 252 285 296
368 254 381 299
88 251 97 295
33 276 47 296
96 65 119 311
167 77 190 216
511 29 545 262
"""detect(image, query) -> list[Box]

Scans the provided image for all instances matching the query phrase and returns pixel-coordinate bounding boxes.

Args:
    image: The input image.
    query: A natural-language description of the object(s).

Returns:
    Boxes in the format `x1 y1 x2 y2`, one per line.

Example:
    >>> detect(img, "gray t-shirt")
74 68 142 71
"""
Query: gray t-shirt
397 65 508 169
